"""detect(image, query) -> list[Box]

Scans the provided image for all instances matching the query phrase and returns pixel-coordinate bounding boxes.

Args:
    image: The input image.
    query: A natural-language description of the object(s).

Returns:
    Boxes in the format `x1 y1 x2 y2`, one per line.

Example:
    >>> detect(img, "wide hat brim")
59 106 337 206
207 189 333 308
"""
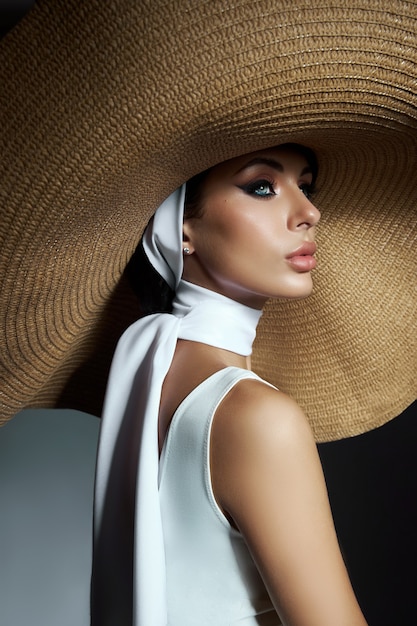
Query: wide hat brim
1 0 416 441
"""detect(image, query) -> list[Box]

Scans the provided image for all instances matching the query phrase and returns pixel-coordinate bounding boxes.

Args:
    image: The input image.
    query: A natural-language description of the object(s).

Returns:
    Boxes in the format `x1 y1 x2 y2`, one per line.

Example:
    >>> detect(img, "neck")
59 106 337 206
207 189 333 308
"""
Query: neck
172 280 263 357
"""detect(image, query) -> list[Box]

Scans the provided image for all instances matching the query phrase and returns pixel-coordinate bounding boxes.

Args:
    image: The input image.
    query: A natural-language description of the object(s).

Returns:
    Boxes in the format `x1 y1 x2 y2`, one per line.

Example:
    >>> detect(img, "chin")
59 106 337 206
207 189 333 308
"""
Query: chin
277 275 314 300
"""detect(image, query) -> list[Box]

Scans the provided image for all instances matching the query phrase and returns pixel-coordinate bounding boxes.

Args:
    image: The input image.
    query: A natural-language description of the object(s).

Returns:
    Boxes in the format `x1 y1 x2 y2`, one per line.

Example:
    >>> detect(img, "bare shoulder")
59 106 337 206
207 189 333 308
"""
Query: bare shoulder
211 375 319 524
212 376 315 460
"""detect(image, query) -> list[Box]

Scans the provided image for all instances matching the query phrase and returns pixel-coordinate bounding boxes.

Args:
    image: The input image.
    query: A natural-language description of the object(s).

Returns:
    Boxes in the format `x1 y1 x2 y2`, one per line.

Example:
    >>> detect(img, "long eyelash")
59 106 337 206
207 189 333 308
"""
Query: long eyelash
239 178 275 196
300 182 317 201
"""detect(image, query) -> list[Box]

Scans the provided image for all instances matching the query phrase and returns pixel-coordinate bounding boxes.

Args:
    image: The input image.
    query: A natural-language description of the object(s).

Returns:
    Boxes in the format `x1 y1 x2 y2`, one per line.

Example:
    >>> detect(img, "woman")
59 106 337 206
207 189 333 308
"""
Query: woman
1 2 415 624
92 144 368 625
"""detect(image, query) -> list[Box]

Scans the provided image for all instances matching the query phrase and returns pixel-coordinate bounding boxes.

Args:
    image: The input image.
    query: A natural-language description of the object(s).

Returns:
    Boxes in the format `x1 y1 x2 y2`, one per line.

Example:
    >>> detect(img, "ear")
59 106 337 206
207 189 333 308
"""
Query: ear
182 220 195 254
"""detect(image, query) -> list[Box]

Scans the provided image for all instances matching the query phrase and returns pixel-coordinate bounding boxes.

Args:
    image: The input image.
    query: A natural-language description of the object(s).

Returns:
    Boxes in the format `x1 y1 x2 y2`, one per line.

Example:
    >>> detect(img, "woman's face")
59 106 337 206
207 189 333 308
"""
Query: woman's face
182 146 321 309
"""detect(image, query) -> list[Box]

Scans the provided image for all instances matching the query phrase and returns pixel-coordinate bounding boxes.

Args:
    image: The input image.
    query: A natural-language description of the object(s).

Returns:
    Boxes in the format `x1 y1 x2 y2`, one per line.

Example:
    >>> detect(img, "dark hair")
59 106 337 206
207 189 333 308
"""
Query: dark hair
125 240 174 316
127 143 318 314
183 168 213 220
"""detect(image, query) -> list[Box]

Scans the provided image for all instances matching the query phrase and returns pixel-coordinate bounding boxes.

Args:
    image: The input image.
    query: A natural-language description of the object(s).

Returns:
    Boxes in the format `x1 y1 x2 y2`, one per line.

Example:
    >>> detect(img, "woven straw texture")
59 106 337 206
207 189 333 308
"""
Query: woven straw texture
1 0 416 441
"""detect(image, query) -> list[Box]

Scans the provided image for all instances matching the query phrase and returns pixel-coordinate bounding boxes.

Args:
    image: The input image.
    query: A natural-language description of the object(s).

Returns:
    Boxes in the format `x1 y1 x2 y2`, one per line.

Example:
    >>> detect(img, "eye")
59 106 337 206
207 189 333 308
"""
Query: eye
239 179 275 198
299 182 315 201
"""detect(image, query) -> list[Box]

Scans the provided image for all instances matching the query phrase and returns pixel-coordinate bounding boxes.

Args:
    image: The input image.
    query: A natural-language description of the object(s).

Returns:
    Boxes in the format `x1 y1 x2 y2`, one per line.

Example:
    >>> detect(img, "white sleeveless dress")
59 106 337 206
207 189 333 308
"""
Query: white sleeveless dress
159 366 282 626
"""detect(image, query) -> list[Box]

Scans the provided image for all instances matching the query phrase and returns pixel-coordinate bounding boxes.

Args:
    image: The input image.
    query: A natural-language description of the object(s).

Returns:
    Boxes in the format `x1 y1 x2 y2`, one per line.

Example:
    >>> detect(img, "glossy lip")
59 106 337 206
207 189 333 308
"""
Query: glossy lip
286 242 317 258
286 242 317 271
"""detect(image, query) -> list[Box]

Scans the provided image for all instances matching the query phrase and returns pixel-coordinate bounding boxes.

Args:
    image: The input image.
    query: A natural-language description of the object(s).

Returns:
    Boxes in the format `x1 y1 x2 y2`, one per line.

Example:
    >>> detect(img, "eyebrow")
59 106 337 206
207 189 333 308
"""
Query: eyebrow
236 157 312 176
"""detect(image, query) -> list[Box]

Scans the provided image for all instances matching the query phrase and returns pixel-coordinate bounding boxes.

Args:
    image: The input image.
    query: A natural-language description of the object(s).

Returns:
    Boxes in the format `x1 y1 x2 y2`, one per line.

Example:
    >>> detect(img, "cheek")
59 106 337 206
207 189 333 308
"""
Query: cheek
194 195 288 259
193 203 237 248
236 211 287 252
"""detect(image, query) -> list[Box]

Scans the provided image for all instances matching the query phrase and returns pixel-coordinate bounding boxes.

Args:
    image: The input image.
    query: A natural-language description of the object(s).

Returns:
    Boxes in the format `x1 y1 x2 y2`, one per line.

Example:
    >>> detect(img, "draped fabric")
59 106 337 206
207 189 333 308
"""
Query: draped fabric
92 187 262 625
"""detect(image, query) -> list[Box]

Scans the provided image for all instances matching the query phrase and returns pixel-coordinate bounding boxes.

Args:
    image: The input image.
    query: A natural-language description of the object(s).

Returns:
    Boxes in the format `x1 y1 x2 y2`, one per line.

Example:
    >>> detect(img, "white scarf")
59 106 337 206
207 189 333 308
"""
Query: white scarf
92 186 262 625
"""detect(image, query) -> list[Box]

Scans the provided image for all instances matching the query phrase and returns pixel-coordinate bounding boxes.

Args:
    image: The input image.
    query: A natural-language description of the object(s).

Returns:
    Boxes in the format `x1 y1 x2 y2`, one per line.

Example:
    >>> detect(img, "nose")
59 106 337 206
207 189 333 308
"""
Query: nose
290 194 321 230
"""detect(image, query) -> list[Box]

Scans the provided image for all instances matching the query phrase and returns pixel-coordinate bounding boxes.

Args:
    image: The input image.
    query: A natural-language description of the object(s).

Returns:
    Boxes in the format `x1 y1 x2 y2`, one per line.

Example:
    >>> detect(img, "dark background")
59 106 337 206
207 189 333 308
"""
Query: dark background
318 401 417 625
0 0 34 38
2 3 416 624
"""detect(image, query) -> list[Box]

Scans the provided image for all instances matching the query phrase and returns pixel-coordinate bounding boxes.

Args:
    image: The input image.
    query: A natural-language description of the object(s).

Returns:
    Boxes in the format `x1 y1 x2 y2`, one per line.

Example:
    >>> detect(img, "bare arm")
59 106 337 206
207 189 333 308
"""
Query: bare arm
211 380 368 626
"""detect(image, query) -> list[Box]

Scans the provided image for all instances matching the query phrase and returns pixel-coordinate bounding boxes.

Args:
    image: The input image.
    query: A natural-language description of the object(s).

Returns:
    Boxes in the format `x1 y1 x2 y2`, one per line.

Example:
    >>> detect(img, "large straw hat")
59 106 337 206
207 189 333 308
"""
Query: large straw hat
1 0 416 441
